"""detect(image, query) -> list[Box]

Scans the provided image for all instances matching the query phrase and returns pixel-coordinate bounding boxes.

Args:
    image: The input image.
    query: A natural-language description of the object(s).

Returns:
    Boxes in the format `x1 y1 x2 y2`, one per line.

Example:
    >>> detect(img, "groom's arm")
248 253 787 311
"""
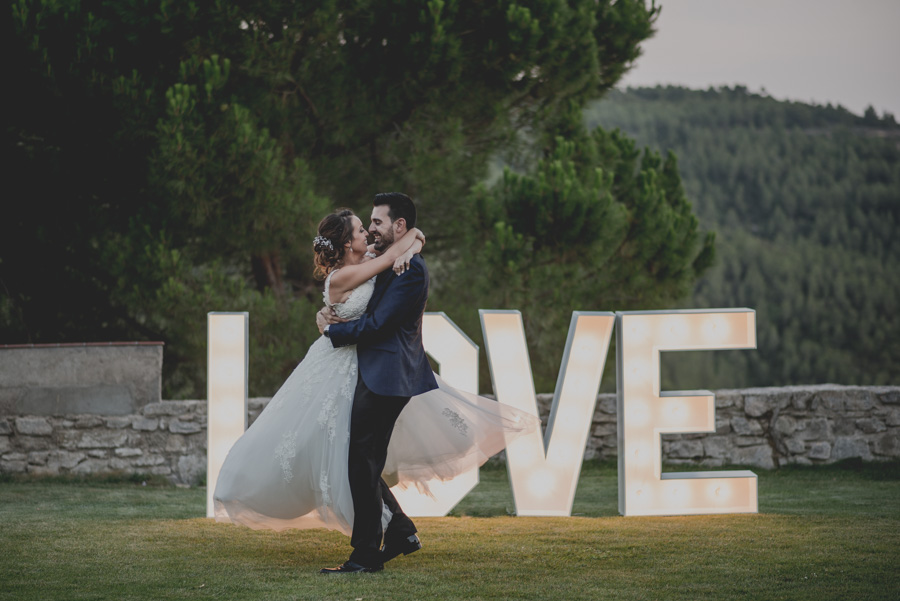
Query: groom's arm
327 261 427 348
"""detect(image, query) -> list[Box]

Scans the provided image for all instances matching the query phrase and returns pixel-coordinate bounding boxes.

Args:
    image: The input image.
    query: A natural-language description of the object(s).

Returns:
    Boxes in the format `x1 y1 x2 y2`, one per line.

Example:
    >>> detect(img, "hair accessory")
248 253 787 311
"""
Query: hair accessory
314 235 334 251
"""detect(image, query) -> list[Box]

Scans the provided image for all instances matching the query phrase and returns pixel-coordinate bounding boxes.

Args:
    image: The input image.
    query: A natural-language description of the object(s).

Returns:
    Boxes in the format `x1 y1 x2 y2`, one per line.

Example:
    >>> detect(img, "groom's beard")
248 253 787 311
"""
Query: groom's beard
372 228 395 252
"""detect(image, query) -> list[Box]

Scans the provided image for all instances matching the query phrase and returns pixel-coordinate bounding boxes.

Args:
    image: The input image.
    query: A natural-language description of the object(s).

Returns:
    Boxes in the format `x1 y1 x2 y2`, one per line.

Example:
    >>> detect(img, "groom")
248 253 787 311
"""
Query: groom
316 192 438 574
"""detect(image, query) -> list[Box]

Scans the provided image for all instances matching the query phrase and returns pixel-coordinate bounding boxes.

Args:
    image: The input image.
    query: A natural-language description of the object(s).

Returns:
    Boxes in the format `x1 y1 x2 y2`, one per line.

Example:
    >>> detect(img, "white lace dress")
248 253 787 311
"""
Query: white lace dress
213 270 538 534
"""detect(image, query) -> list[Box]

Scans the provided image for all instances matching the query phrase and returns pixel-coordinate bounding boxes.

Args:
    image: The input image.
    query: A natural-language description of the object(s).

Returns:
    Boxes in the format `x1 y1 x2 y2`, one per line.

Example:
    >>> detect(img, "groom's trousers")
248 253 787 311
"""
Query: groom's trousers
347 377 418 567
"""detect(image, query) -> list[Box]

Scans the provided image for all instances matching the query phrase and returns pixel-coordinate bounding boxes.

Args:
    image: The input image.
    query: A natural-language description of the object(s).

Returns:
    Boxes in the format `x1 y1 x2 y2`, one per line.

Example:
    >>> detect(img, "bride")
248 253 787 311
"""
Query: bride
213 208 538 535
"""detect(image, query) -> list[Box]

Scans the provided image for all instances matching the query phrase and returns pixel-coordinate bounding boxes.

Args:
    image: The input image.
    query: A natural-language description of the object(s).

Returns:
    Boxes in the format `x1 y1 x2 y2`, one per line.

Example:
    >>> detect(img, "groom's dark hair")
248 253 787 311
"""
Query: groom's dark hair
374 192 417 229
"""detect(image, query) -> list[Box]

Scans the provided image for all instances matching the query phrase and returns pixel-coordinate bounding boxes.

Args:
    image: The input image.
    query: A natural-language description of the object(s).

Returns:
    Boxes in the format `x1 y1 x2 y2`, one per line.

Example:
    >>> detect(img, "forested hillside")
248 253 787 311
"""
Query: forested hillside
585 86 899 388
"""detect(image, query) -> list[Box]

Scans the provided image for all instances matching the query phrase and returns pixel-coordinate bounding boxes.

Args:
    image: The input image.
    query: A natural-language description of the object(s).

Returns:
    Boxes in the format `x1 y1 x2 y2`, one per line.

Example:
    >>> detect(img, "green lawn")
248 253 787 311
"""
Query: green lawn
1 461 897 600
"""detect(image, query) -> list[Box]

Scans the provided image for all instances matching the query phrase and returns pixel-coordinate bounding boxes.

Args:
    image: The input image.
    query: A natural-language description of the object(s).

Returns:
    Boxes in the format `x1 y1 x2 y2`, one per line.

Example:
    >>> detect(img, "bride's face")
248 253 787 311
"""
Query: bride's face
346 216 370 258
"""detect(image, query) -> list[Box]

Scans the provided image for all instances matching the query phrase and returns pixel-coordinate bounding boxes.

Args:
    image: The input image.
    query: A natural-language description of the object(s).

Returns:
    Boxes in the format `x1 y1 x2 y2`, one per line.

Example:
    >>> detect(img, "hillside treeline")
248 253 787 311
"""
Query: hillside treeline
586 86 899 388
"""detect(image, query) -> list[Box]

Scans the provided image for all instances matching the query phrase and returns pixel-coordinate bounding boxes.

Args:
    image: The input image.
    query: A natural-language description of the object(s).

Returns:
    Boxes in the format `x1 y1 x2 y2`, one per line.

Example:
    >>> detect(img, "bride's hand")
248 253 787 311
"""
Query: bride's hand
393 250 415 275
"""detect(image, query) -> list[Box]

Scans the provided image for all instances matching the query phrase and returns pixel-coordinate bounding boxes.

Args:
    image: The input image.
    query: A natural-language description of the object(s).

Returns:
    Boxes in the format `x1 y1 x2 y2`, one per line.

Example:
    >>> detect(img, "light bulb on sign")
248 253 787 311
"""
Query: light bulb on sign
527 469 558 499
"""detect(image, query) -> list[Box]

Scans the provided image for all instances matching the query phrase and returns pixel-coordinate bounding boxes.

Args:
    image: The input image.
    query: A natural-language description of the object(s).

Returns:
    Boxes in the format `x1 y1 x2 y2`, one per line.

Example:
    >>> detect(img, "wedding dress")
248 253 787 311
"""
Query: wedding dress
213 269 538 534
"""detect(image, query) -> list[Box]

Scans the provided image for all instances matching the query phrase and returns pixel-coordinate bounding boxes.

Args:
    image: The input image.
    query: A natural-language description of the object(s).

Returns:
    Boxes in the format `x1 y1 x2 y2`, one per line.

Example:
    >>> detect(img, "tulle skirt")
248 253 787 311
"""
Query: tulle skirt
213 335 537 534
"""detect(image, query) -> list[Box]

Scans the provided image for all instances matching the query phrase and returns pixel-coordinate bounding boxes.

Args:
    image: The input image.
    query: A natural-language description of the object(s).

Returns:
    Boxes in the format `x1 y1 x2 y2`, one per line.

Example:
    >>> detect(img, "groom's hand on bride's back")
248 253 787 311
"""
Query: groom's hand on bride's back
316 307 349 334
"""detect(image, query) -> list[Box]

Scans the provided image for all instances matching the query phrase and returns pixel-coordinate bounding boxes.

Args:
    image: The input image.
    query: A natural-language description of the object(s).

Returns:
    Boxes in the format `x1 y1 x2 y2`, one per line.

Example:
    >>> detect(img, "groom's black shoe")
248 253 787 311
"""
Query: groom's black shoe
381 534 422 563
319 561 384 574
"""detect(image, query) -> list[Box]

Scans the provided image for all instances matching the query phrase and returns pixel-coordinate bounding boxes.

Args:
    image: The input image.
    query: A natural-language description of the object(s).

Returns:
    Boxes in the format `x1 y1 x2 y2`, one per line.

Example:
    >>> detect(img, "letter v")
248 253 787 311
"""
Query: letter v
480 310 615 516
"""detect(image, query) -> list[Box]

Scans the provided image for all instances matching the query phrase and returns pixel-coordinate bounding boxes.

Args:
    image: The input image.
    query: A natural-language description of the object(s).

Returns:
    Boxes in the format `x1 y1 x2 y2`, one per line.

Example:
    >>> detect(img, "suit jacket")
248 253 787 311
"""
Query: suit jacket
328 254 438 398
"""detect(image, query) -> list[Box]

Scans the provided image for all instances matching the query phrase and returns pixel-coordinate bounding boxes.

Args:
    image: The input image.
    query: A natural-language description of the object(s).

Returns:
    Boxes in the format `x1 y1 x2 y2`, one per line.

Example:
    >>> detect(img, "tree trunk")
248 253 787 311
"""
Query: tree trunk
251 252 284 296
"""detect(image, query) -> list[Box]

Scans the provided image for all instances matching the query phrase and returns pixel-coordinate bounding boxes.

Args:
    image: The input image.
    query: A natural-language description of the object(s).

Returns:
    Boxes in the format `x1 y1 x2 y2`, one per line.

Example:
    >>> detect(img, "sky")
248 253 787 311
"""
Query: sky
618 0 900 118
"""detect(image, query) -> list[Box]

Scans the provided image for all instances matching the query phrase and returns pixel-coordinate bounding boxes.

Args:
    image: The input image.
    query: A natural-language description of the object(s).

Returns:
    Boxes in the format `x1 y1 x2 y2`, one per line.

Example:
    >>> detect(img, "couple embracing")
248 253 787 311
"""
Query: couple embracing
214 193 538 573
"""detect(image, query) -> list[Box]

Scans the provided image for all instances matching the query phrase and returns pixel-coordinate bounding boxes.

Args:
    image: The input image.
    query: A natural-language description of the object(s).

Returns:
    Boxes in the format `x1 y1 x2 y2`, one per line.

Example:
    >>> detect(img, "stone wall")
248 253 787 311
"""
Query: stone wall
0 397 269 485
552 384 900 469
1 384 898 484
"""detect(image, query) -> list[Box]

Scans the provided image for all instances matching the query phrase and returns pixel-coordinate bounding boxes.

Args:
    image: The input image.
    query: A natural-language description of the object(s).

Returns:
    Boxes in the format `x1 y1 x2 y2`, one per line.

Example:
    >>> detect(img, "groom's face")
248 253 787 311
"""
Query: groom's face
369 205 397 252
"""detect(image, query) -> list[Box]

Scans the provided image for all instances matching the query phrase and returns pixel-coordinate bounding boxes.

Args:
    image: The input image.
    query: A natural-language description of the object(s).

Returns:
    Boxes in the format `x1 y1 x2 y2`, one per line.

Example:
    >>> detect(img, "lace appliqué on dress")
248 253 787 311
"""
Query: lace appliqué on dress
274 431 298 482
317 392 340 441
319 470 332 505
316 359 357 441
324 269 376 320
442 408 469 436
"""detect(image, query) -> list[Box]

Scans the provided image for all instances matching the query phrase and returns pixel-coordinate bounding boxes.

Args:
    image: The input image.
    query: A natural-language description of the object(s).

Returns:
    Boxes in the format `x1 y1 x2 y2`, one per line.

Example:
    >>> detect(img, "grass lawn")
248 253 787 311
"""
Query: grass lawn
1 460 897 600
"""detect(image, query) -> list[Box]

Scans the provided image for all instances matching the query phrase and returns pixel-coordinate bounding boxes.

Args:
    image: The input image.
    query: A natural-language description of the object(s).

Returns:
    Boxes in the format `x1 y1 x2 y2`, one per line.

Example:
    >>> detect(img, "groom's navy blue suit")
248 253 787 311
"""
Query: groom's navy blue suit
328 254 437 567
329 254 438 396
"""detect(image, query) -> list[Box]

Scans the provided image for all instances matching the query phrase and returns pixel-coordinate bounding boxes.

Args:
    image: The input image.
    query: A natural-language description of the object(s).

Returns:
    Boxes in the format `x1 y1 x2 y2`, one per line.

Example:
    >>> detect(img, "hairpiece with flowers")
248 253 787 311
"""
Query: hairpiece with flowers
313 235 334 252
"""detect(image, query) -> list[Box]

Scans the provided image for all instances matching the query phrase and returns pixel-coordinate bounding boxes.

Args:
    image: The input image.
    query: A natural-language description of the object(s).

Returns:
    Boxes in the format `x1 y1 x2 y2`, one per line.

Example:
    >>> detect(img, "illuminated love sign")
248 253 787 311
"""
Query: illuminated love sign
206 307 757 519
481 310 615 516
615 310 757 516
206 312 249 518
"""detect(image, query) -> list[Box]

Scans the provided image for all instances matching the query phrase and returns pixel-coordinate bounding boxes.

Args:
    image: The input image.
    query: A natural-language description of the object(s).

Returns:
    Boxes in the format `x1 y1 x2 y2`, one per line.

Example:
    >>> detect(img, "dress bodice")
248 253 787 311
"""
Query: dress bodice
324 269 375 320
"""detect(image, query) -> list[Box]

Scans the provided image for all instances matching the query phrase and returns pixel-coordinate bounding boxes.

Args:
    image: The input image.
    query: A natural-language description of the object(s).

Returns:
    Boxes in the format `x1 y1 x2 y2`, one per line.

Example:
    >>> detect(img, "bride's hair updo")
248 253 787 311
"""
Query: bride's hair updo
313 209 356 280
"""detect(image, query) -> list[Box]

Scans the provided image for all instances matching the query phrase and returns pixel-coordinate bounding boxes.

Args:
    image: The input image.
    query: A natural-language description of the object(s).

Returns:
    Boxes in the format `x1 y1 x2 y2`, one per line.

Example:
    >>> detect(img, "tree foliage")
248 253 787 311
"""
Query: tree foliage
585 86 900 388
4 2 725 398
434 118 714 392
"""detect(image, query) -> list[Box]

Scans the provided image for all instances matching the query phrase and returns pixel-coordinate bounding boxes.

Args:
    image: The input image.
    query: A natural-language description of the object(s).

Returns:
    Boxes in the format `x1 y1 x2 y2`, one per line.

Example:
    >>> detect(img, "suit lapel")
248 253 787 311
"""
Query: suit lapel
368 268 396 311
